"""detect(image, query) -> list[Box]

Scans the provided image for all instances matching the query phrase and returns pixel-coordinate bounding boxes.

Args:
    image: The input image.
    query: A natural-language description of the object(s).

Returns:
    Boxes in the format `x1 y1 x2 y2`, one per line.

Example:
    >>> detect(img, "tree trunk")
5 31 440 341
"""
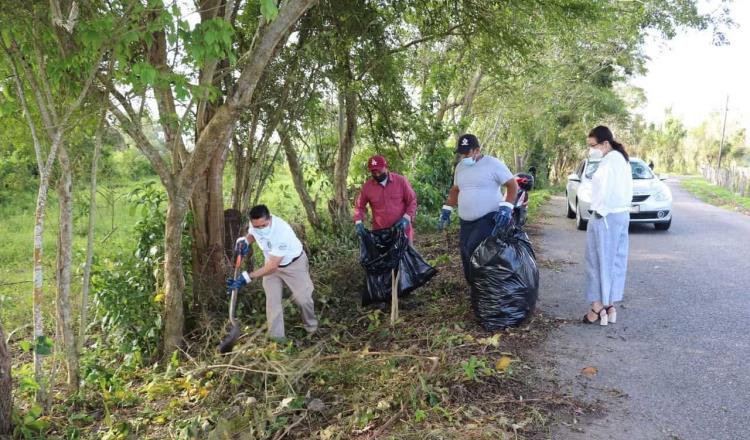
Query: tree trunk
329 85 358 229
80 120 103 352
459 67 484 131
252 143 282 206
0 321 12 437
189 0 233 316
31 176 51 404
162 192 189 356
281 131 322 230
55 146 79 392
232 111 259 211
190 148 229 315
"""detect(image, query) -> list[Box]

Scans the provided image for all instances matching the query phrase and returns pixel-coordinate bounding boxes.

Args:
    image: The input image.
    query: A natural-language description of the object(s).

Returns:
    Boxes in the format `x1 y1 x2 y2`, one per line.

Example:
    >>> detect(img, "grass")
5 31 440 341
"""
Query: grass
0 179 150 332
681 177 750 214
527 187 555 224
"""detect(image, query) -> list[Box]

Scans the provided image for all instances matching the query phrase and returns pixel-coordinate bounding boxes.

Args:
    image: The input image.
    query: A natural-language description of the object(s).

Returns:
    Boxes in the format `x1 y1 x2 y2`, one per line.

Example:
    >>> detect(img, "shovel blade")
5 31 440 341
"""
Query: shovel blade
218 323 241 353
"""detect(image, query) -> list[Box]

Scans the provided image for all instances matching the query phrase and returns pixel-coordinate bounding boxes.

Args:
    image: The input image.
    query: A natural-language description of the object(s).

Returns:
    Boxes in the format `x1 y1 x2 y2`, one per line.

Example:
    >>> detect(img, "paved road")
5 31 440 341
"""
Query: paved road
536 179 750 440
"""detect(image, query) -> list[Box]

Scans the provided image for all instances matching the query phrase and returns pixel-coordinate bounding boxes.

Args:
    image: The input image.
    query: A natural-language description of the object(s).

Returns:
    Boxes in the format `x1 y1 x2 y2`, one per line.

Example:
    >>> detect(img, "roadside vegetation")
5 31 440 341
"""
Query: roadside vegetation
681 177 750 215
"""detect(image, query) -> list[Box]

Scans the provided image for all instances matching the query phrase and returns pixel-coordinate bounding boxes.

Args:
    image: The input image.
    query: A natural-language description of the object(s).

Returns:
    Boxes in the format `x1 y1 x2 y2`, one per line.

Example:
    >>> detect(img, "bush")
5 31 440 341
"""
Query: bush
410 146 454 214
106 148 155 181
90 182 192 360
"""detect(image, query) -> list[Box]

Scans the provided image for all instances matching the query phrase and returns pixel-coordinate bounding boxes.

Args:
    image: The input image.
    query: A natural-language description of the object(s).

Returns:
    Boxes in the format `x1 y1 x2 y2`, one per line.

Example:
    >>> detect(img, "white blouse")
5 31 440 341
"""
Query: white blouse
590 151 633 217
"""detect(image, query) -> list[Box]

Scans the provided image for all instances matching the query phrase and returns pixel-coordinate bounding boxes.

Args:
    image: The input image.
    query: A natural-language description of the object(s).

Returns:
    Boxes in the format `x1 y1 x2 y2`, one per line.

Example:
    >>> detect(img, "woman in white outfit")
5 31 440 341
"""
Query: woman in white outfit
582 126 633 326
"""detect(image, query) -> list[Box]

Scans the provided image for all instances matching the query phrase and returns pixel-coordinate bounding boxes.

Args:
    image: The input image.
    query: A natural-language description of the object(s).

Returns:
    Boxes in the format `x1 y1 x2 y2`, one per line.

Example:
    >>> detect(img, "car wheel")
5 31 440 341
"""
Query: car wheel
575 201 588 230
566 193 576 219
654 219 671 231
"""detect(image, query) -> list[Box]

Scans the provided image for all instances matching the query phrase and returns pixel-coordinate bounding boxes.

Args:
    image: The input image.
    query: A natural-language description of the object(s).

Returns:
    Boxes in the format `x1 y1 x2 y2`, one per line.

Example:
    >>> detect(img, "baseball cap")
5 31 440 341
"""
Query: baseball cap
367 155 388 172
456 134 480 153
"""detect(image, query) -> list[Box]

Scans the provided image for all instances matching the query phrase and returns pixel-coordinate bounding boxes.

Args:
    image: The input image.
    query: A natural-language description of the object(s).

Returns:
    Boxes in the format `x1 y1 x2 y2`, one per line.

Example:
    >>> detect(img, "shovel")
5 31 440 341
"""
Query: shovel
218 245 243 353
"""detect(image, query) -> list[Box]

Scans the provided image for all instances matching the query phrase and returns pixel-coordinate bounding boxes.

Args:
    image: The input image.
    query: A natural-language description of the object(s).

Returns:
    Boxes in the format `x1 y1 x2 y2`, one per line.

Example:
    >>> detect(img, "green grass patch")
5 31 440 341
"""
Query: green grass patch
0 180 150 331
527 187 555 224
681 177 750 214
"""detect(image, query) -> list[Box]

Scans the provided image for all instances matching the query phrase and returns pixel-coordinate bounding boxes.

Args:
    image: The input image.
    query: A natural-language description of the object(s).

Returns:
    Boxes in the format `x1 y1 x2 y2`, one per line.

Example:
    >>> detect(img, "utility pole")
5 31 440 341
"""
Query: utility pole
716 95 729 182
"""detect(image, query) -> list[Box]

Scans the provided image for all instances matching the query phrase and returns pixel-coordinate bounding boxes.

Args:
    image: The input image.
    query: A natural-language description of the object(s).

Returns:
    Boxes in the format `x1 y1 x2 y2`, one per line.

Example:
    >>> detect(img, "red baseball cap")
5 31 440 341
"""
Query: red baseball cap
367 155 388 172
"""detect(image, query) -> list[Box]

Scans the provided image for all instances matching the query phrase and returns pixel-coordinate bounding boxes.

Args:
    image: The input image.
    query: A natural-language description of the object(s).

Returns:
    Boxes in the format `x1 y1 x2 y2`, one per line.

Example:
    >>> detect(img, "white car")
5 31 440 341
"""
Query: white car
566 157 673 231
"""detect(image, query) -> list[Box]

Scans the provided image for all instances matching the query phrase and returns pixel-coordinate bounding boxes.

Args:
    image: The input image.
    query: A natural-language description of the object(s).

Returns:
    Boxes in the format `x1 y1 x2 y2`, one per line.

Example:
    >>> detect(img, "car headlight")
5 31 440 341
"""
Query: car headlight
653 188 672 202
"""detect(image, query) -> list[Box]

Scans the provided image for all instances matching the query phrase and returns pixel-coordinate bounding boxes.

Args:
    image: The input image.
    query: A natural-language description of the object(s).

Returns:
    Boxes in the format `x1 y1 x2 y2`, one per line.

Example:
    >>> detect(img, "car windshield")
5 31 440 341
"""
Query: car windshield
584 160 654 180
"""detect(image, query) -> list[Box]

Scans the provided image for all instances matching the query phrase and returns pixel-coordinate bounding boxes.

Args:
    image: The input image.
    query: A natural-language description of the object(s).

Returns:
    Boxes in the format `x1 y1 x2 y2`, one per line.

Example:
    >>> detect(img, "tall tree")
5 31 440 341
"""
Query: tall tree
102 0 317 356
1 0 104 397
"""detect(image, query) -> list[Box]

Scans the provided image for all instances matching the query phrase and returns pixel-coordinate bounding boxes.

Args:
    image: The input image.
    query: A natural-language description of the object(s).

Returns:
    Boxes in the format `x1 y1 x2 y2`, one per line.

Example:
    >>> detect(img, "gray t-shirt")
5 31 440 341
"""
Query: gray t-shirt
454 155 514 221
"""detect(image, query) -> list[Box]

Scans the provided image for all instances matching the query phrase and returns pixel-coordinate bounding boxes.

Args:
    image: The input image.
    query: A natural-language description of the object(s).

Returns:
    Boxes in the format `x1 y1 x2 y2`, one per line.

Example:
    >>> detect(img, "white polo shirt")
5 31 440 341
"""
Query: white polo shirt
249 215 304 266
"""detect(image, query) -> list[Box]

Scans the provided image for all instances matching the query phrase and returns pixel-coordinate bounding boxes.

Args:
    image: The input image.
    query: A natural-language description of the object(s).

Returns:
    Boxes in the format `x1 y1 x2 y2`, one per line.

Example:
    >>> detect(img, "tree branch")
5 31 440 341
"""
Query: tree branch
184 0 318 185
106 102 174 188
5 52 45 173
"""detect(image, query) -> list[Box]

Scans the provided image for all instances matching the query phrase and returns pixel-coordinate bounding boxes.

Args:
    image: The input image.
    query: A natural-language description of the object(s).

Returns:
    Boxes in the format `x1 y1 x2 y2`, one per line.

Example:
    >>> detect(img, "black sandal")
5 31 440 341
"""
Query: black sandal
582 307 604 324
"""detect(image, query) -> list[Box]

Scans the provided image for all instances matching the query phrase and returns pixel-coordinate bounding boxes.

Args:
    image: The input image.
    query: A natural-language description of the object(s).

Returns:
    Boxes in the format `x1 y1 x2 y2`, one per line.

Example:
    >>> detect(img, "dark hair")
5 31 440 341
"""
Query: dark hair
588 125 629 161
249 204 271 220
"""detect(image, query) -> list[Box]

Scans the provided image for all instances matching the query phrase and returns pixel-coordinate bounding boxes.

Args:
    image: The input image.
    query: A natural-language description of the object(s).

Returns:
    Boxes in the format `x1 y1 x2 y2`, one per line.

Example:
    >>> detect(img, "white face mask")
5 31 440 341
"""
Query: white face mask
589 148 603 160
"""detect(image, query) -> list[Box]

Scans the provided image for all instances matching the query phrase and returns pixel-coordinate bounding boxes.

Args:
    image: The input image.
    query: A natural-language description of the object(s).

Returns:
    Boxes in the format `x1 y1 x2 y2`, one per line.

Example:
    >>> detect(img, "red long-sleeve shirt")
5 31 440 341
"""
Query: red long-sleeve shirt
353 172 417 239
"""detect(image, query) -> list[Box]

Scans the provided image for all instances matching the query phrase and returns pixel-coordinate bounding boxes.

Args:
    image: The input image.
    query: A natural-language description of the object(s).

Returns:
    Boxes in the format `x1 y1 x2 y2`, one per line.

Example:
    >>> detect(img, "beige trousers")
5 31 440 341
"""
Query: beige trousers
262 252 318 339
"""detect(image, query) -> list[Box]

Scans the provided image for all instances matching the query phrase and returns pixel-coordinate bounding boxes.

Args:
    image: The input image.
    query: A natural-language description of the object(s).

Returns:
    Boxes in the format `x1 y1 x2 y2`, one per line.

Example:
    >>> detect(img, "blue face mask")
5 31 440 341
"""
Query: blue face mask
254 224 271 237
461 157 476 166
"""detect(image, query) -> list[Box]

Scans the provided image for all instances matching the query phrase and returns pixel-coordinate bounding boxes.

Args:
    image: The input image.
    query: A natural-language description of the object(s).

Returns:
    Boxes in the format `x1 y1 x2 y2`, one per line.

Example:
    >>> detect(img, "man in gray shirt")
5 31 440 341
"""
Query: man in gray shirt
438 133 519 281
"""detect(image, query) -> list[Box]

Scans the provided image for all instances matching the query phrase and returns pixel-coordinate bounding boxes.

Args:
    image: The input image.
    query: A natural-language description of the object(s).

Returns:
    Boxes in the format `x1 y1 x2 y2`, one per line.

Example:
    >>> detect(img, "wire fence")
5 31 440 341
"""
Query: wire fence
701 165 750 197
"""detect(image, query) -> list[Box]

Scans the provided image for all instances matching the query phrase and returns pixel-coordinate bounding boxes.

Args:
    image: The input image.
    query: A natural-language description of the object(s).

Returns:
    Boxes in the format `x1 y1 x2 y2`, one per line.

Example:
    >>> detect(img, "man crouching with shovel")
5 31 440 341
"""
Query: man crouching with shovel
227 204 319 343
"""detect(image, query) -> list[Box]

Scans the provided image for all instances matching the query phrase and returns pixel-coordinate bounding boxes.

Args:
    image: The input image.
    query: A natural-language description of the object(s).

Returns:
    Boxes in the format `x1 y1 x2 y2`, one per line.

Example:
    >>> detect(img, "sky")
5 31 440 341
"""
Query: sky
630 0 750 133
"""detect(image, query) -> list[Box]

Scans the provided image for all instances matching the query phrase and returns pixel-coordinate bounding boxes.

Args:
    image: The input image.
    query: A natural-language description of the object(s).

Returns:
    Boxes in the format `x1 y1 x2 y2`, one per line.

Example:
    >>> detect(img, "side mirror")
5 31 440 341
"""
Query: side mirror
568 173 580 182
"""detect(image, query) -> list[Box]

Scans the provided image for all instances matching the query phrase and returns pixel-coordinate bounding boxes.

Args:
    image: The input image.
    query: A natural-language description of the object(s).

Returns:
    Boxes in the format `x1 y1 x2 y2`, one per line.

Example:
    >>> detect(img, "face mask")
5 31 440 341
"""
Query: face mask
461 156 476 166
254 224 271 237
373 173 387 183
589 148 603 160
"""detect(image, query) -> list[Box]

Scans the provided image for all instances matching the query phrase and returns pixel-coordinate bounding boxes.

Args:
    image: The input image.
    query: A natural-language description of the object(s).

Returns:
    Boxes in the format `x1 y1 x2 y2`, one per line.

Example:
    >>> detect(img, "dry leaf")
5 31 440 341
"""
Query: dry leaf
495 356 513 372
581 366 598 377
478 334 501 347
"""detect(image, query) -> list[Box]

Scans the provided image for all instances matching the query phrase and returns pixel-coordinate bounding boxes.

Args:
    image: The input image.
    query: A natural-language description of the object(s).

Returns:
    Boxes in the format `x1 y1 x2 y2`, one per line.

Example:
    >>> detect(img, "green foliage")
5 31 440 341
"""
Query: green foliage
410 145 454 214
682 178 750 212
460 356 492 382
34 335 53 356
0 146 36 204
260 0 279 22
13 404 50 439
90 182 191 359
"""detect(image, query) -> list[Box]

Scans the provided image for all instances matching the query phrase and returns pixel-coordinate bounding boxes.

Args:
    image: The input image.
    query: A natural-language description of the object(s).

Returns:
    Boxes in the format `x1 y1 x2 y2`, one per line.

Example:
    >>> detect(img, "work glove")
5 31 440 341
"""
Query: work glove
227 271 251 293
395 216 410 231
235 237 250 256
492 202 514 236
355 222 366 236
438 205 453 231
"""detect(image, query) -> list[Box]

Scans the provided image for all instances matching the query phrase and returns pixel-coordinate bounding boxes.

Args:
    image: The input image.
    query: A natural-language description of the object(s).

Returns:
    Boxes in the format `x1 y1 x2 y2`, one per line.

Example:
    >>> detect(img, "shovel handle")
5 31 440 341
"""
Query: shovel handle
228 243 245 325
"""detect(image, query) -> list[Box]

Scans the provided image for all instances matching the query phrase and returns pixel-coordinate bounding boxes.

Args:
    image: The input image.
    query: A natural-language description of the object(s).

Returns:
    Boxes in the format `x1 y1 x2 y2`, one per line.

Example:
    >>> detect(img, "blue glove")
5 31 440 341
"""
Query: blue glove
226 271 250 293
355 222 366 236
438 206 453 230
235 237 250 256
395 216 410 230
492 202 514 235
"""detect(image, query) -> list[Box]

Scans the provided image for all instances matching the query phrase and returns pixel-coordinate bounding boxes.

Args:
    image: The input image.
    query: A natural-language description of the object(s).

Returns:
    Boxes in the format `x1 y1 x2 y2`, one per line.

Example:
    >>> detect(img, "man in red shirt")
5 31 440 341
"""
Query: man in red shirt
353 155 417 241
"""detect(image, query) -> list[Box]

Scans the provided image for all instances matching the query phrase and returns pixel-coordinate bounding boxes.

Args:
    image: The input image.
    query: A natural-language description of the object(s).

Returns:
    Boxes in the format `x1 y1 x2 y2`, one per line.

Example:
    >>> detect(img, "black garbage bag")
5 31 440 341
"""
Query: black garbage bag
359 227 438 305
468 225 539 330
